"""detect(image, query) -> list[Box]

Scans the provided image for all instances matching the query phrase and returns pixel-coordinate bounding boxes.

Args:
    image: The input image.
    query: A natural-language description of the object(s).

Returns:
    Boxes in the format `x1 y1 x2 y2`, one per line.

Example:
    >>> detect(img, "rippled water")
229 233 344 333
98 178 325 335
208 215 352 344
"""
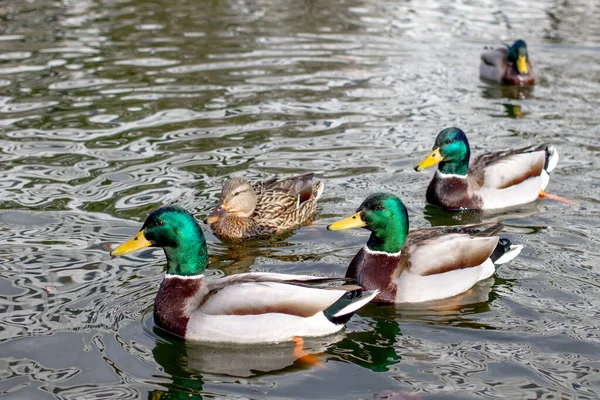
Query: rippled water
1 0 600 398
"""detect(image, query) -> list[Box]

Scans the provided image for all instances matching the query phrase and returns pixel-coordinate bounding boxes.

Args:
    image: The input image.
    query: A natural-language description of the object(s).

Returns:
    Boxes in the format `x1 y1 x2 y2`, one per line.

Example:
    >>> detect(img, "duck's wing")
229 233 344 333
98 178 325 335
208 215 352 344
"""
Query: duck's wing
253 173 317 219
207 272 353 292
187 274 378 343
402 223 502 276
200 273 369 319
470 145 547 189
479 47 509 82
250 177 278 193
480 47 508 68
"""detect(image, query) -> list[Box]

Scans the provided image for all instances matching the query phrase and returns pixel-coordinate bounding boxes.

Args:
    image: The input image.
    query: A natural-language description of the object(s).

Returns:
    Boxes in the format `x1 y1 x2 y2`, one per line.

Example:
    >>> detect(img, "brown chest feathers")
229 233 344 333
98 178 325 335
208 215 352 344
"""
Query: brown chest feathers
153 276 207 338
426 174 483 210
502 63 535 86
210 215 271 240
345 247 401 303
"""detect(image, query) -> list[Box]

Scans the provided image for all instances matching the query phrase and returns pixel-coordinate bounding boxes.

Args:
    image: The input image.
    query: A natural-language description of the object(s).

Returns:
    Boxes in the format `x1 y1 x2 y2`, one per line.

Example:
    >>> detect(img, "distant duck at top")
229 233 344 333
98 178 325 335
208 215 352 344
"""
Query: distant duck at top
414 127 559 211
480 40 535 85
205 172 324 240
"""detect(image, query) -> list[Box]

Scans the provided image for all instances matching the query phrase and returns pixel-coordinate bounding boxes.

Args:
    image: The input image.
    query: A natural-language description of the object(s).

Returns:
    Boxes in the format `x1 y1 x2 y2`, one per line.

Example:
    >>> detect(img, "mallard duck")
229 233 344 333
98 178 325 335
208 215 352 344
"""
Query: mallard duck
327 193 522 303
414 127 559 211
111 206 377 344
480 39 535 85
205 173 324 240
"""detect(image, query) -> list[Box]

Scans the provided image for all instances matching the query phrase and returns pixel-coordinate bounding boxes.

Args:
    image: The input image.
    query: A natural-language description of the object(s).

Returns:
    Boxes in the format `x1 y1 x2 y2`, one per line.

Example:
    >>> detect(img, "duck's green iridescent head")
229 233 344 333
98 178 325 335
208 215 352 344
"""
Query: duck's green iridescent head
507 39 529 75
111 206 208 276
327 193 409 254
414 127 471 176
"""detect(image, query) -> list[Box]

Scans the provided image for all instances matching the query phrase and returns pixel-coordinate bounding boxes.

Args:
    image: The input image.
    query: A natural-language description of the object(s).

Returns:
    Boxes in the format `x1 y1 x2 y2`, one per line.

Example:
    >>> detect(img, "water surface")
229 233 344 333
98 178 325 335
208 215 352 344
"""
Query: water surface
1 0 600 398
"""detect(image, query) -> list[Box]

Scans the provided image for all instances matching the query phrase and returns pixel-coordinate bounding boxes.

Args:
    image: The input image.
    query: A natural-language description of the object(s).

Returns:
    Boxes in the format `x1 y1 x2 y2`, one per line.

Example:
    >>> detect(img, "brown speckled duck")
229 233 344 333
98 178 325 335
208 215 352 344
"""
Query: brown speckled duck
480 39 536 86
205 173 324 240
328 193 522 303
414 127 559 211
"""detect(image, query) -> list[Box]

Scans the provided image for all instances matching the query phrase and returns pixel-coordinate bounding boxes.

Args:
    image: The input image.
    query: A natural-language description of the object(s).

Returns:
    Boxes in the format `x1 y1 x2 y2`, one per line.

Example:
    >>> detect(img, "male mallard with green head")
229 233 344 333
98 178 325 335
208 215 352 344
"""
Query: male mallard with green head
328 193 522 303
206 173 324 240
414 127 559 210
480 39 535 85
111 206 377 344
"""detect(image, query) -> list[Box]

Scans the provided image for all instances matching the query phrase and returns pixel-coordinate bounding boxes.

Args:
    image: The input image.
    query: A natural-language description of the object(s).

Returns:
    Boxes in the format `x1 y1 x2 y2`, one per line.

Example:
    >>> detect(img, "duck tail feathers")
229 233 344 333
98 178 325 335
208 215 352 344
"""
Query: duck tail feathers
314 180 325 200
545 146 559 173
491 238 523 265
323 289 379 325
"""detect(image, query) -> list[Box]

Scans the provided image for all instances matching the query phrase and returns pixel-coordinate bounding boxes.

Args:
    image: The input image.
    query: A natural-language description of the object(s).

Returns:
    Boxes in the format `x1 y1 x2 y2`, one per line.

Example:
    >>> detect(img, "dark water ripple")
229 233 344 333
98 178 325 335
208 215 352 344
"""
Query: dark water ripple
0 0 599 398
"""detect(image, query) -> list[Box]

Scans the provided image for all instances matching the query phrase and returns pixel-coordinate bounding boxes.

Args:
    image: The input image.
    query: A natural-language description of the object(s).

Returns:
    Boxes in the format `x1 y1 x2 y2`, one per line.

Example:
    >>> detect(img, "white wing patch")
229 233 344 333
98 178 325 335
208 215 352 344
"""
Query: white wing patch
482 151 545 189
199 281 342 316
408 234 498 276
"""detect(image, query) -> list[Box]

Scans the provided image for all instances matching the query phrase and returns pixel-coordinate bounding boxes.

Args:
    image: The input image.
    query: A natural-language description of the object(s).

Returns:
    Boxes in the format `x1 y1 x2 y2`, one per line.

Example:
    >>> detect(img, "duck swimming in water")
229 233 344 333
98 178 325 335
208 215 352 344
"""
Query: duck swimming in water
480 39 536 86
206 173 324 240
328 193 522 303
415 127 559 211
111 206 377 344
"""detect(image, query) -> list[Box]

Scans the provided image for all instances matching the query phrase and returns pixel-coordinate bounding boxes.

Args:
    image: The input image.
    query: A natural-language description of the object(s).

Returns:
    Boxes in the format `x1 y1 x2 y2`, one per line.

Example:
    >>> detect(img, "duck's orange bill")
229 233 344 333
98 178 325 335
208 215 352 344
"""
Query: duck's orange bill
111 231 152 256
539 190 578 206
205 204 228 224
292 337 322 366
415 147 444 171
327 212 366 231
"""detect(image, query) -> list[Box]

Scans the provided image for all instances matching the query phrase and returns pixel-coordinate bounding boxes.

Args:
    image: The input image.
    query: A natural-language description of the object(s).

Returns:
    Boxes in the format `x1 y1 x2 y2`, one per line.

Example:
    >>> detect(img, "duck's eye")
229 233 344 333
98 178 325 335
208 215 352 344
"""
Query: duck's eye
375 205 385 211
156 220 165 226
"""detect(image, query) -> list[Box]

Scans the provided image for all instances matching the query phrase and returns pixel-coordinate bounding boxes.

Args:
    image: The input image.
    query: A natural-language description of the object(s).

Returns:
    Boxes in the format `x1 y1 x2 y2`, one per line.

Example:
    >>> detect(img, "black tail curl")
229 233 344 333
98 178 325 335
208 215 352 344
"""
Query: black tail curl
490 238 512 263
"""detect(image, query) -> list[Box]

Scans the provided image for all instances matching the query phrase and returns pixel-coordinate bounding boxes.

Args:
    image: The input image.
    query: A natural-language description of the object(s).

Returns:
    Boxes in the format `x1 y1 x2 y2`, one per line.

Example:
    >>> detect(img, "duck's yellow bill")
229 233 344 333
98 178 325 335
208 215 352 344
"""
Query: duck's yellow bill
414 147 444 171
327 212 366 231
517 55 528 74
111 231 152 256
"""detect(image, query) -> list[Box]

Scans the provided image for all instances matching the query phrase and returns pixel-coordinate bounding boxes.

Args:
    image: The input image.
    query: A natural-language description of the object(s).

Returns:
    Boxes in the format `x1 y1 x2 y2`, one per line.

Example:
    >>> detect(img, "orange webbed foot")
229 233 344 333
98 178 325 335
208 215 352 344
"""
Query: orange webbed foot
539 190 578 206
292 337 322 367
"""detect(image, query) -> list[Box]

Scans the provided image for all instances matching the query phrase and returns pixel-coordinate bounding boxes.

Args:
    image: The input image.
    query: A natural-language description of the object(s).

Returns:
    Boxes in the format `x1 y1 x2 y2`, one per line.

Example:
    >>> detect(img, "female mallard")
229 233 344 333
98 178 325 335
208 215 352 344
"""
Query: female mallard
327 193 522 303
480 39 535 85
205 173 324 240
111 206 377 344
414 127 559 211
